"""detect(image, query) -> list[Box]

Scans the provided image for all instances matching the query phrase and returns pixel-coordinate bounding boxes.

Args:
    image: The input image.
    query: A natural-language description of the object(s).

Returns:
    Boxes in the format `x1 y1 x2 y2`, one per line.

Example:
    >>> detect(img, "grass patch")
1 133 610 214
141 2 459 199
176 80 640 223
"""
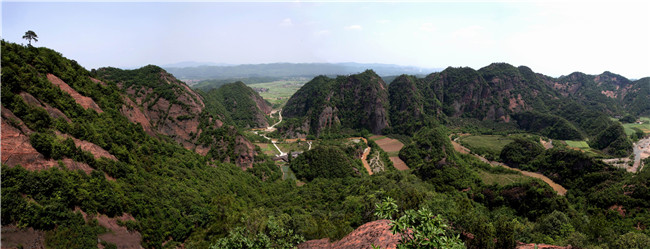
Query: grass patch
277 141 311 153
458 135 515 159
565 140 589 149
255 143 277 156
281 165 297 180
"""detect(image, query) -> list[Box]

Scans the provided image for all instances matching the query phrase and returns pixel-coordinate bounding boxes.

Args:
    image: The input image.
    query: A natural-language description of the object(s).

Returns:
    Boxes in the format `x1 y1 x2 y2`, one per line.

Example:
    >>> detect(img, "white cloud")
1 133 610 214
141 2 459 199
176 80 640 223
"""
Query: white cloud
344 25 362 30
314 30 331 36
420 22 436 32
280 18 293 27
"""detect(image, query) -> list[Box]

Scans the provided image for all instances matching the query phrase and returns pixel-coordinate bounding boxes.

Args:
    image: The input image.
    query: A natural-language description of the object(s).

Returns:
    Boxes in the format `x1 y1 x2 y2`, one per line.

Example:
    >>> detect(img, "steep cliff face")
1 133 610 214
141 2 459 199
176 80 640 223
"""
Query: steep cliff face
280 70 390 136
95 66 258 169
97 66 207 149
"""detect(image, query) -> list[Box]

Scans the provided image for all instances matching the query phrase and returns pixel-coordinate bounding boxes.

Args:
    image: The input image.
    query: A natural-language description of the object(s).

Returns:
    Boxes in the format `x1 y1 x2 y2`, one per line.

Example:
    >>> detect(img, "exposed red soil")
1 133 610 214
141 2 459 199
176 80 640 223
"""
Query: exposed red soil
1 109 93 174
389 157 409 170
373 137 404 152
370 137 409 170
19 92 71 122
298 219 400 249
1 224 45 249
120 96 154 135
96 214 143 249
47 74 103 113
601 90 616 98
75 208 143 249
609 205 626 217
540 138 554 150
90 77 108 86
54 131 118 161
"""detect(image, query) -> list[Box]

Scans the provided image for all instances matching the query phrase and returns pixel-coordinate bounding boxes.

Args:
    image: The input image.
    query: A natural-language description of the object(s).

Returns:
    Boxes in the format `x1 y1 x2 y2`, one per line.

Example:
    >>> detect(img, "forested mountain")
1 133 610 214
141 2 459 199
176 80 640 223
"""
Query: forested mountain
278 70 390 136
199 81 272 129
2 41 649 249
280 62 635 156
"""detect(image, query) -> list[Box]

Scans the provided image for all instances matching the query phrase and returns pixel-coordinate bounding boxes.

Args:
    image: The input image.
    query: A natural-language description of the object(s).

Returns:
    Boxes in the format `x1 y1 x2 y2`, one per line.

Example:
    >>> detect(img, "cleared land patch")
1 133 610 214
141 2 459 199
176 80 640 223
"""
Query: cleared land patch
458 135 515 159
370 135 409 170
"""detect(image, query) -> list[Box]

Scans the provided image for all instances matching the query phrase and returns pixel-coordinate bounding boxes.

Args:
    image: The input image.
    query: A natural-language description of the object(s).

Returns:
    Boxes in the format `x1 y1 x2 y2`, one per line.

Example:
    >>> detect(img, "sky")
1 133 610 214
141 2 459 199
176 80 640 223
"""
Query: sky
2 1 649 79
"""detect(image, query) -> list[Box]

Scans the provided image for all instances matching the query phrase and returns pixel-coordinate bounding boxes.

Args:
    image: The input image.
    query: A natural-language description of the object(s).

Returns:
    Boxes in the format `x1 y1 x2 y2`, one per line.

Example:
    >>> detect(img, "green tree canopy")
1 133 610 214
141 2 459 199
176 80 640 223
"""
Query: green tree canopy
22 30 38 45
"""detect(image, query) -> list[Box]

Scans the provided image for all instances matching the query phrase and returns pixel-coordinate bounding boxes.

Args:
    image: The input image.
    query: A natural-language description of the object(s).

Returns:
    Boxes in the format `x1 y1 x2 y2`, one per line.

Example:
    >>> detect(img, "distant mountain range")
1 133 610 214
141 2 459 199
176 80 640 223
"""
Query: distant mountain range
163 62 440 80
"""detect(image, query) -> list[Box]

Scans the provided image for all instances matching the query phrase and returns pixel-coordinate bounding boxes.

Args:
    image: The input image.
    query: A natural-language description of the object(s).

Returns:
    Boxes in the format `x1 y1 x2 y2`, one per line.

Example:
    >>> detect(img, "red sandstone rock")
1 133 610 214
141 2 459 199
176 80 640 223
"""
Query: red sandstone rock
47 74 103 113
54 131 118 161
19 92 71 122
1 109 93 174
298 219 400 249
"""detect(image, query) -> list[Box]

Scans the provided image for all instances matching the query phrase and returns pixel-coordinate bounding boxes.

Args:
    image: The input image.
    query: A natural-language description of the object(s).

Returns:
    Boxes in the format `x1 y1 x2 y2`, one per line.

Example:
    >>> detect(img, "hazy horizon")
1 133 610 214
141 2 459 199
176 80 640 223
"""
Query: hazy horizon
2 1 649 79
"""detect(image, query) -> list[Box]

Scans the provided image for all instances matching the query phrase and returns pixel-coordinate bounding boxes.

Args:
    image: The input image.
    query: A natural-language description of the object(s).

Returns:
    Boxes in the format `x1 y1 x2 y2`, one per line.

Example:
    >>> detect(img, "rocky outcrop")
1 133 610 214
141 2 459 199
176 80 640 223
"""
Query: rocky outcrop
54 131 118 161
1 107 93 174
97 66 258 170
298 219 400 249
47 74 103 113
75 208 143 249
19 92 71 122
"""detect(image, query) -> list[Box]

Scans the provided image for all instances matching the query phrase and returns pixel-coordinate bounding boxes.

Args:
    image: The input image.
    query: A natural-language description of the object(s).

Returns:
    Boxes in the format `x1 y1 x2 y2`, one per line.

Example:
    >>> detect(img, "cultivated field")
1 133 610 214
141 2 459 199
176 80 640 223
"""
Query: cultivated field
248 80 306 107
370 135 409 170
458 135 515 159
622 117 650 135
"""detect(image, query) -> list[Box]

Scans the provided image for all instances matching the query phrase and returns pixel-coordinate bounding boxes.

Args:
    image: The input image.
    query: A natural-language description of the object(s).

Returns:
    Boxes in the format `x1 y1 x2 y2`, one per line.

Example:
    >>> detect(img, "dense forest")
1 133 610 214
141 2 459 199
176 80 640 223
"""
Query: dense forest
2 41 649 249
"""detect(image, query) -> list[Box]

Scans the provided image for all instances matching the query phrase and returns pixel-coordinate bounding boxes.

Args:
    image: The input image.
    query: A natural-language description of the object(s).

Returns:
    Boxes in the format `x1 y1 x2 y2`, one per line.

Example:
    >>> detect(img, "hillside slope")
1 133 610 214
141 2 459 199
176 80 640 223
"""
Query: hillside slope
94 66 258 169
200 81 272 129
279 70 390 137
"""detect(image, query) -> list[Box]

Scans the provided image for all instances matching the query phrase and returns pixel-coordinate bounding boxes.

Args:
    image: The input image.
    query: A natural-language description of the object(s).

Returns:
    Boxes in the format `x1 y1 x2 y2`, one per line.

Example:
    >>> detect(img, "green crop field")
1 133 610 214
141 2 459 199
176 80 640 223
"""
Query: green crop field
248 80 306 107
458 135 516 158
565 140 590 149
622 117 650 136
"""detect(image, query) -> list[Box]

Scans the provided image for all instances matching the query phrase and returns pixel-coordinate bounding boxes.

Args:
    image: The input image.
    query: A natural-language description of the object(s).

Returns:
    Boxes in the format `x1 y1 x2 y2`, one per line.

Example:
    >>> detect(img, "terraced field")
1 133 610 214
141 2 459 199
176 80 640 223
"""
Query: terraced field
370 135 409 170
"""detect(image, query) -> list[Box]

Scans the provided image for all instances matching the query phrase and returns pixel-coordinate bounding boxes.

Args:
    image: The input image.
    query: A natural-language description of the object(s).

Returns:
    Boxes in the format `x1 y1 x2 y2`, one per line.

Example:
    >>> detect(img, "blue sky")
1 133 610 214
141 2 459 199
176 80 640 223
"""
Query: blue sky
2 1 649 78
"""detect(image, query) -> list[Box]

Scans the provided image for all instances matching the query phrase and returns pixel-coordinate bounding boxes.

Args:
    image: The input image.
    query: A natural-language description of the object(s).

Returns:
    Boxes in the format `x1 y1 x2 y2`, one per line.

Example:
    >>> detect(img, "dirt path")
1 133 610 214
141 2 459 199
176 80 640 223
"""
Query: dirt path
349 137 373 175
361 147 372 175
451 135 567 195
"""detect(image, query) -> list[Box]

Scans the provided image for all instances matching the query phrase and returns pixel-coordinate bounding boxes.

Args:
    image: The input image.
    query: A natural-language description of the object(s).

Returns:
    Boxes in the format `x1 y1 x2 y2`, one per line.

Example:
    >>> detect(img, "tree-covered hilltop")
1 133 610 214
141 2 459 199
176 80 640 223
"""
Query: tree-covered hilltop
278 70 390 137
199 81 272 129
2 40 648 249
